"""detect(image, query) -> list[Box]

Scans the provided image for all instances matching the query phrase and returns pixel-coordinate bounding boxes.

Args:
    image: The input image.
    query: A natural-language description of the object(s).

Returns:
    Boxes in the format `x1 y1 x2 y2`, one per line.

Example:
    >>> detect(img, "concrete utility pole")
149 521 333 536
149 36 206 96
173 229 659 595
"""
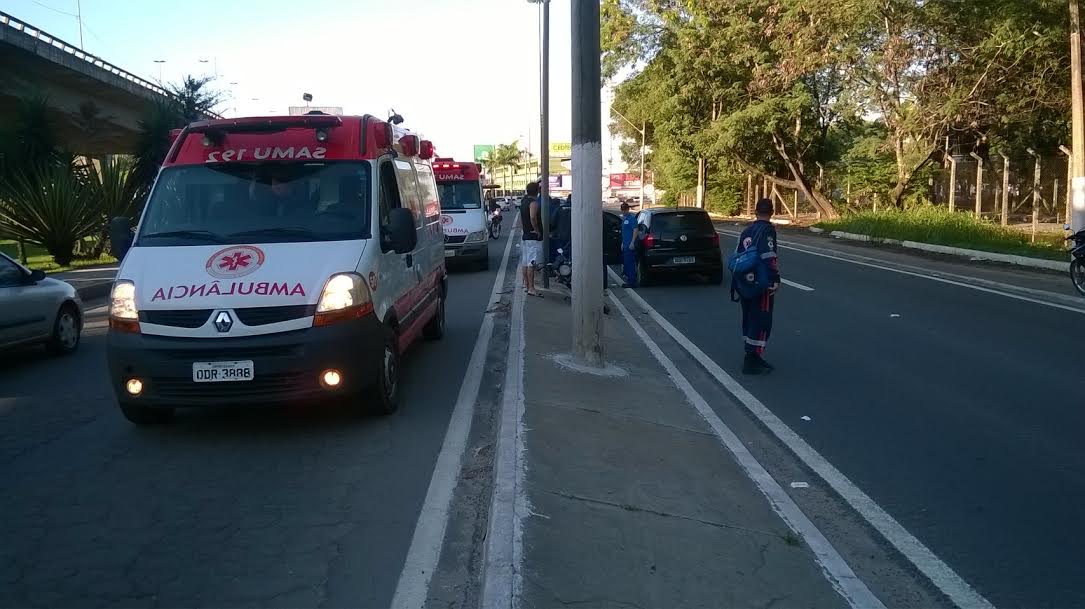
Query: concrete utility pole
531 0 551 287
1071 0 1085 232
970 152 984 217
570 0 604 367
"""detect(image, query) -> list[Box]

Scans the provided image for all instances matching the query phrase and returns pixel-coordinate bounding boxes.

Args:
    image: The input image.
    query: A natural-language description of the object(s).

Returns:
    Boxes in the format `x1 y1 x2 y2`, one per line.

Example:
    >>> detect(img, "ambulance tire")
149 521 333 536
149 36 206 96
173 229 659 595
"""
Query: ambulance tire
422 288 446 341
367 325 400 415
119 401 174 425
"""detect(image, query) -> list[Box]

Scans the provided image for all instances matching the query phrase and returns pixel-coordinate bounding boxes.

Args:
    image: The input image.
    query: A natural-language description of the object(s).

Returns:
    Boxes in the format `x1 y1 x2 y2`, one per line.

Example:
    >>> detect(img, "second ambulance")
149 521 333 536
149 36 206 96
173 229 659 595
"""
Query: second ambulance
433 158 489 269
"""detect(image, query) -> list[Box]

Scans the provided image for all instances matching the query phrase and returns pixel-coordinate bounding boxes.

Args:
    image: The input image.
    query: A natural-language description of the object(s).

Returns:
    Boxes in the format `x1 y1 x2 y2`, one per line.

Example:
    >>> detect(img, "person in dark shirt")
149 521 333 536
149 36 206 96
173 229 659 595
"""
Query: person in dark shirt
734 198 781 374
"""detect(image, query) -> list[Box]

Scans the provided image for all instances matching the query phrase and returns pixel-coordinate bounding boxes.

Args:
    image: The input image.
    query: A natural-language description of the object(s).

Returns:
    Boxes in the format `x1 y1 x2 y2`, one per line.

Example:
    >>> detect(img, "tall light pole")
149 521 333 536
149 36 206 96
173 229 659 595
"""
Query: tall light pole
612 107 646 206
529 0 551 287
571 0 604 367
153 59 166 83
1071 0 1085 232
75 0 84 49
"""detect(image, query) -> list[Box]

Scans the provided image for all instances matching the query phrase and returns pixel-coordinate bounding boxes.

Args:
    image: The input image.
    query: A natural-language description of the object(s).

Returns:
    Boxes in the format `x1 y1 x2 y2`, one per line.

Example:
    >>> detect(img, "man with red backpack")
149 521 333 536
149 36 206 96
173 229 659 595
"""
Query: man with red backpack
730 198 781 375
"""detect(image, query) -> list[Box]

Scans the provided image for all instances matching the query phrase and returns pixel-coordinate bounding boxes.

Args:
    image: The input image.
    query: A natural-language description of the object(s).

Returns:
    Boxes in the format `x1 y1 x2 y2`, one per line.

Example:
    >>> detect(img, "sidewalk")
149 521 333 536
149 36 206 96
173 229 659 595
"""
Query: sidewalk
514 288 848 608
52 265 117 301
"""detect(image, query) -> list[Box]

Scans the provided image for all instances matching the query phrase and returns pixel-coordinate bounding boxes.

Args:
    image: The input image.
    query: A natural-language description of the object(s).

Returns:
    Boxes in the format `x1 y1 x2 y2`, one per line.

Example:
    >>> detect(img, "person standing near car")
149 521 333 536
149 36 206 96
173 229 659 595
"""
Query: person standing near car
619 202 640 288
734 198 780 374
520 182 543 296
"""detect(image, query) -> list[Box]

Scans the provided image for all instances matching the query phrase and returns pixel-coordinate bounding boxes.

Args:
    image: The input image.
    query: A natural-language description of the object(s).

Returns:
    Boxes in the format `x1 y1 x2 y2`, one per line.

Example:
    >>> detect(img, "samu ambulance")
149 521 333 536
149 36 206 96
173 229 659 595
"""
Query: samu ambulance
433 158 489 269
107 113 447 424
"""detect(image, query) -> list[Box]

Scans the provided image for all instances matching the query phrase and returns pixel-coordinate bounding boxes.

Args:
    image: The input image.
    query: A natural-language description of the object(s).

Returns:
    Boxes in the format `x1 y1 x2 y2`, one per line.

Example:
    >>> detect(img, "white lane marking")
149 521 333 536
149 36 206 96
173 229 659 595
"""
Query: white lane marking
390 231 517 609
781 279 814 291
607 284 885 609
617 280 994 609
719 229 1085 315
479 235 527 608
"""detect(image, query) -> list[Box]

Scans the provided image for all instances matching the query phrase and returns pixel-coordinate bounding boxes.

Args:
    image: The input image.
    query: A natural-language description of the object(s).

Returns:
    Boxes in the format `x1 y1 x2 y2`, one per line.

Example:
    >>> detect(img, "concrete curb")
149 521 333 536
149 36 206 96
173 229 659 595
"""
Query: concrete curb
813 228 1069 272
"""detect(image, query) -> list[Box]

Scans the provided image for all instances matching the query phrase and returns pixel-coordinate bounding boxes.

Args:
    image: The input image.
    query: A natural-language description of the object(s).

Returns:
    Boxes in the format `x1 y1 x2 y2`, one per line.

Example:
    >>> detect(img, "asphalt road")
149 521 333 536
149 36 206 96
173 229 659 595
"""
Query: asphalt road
0 227 510 608
632 225 1085 608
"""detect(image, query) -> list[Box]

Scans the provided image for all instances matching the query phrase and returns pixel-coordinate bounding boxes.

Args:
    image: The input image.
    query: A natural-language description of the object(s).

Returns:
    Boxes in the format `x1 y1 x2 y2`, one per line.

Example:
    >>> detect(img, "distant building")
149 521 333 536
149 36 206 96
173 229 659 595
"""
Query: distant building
288 106 344 116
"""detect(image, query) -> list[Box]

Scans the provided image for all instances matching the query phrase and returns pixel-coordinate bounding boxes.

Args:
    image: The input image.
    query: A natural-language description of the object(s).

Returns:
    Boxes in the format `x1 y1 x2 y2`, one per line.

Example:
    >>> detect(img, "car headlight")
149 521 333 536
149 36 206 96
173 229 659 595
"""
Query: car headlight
110 281 138 320
466 230 488 242
315 273 373 326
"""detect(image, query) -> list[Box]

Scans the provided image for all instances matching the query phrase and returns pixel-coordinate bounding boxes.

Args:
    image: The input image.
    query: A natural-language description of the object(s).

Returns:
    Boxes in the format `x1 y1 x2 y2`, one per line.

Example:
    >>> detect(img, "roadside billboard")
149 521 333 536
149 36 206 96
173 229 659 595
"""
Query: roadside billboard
473 144 494 162
609 173 642 189
549 141 572 157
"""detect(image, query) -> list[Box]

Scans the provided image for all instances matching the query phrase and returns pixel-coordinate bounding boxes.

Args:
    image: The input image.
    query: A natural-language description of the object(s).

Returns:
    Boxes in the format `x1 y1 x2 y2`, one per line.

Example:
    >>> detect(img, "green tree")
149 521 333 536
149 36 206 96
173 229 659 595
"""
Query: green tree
0 163 103 266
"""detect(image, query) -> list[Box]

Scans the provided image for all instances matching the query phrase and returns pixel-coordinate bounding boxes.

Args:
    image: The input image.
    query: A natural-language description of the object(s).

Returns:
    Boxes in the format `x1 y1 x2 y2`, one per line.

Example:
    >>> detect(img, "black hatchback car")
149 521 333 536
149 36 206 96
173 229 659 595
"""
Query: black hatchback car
634 207 723 284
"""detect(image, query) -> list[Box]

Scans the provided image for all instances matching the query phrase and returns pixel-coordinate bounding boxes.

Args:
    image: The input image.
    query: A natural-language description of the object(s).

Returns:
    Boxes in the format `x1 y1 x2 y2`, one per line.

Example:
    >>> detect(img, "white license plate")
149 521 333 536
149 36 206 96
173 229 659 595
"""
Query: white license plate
445 249 456 257
673 256 696 264
192 360 254 383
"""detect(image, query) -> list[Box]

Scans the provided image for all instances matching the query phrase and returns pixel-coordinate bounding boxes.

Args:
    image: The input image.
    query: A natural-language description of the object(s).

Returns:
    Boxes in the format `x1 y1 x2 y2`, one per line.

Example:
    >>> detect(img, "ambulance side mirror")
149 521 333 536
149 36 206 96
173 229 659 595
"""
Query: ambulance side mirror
109 216 134 261
387 208 417 254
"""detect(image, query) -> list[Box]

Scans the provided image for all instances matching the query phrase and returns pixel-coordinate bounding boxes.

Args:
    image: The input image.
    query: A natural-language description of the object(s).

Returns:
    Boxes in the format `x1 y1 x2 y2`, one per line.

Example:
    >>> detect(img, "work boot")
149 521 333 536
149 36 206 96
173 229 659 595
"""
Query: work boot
742 353 774 375
742 353 763 375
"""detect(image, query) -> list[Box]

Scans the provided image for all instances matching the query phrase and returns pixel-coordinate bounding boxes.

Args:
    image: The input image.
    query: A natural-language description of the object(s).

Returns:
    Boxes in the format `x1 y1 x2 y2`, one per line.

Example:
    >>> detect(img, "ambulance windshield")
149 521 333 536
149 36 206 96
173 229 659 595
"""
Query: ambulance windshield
137 162 372 246
436 181 482 210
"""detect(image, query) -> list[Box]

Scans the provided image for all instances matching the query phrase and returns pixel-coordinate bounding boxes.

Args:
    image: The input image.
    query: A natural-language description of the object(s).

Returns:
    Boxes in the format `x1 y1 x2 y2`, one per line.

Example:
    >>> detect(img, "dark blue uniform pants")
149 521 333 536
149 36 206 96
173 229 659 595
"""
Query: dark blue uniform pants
622 248 638 287
741 292 774 355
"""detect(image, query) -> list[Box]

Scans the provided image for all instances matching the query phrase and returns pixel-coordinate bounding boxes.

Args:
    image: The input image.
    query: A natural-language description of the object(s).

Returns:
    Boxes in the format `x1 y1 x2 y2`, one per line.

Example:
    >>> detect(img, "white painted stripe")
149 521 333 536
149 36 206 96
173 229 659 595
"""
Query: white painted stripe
720 229 1085 315
781 279 814 291
390 231 517 609
479 238 527 608
607 282 886 609
616 277 994 609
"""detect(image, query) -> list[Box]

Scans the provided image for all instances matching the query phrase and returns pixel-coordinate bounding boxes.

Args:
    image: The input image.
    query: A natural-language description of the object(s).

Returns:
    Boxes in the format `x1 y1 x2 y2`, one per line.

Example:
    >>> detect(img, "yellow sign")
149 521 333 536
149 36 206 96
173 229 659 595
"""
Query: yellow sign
549 141 572 157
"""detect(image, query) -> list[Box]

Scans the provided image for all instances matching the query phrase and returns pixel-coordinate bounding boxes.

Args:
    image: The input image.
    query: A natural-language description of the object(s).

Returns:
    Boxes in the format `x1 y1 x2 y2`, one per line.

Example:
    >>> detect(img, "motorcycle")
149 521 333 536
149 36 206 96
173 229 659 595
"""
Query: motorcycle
1067 225 1085 296
546 247 573 288
489 208 503 239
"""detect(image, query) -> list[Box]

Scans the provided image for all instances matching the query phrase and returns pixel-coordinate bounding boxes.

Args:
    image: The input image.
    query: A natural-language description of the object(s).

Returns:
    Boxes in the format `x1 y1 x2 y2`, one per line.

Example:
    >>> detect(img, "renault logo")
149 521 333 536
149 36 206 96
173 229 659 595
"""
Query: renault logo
214 311 234 333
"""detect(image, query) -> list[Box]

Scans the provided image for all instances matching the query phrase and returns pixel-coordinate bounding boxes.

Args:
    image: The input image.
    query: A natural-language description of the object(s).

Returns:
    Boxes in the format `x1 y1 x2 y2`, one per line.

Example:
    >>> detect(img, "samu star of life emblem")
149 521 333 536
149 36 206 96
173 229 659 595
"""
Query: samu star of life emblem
206 245 266 279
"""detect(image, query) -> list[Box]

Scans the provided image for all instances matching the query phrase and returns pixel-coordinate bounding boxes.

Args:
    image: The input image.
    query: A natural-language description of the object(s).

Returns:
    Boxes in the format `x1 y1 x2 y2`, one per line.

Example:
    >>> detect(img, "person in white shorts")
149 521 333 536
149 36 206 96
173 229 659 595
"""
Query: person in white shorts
519 182 543 296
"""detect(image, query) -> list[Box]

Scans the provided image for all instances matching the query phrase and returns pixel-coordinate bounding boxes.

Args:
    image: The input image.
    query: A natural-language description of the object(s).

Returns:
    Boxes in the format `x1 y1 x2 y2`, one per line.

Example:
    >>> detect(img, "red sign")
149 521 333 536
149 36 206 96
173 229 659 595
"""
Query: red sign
206 245 265 279
609 173 642 189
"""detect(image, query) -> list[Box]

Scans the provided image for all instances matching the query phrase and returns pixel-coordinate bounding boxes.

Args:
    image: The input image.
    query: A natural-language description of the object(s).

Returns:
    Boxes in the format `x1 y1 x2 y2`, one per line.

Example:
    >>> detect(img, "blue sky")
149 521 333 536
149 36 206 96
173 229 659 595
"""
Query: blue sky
2 0 623 166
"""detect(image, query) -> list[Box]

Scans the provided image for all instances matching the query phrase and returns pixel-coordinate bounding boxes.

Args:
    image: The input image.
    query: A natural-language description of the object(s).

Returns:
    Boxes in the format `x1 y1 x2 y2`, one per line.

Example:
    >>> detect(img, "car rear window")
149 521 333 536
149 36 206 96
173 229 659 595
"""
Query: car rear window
650 212 713 235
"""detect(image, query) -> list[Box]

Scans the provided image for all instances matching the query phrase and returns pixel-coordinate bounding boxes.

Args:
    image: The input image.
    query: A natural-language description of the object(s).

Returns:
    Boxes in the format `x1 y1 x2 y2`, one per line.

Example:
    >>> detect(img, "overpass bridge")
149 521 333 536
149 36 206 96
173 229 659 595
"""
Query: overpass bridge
0 11 186 154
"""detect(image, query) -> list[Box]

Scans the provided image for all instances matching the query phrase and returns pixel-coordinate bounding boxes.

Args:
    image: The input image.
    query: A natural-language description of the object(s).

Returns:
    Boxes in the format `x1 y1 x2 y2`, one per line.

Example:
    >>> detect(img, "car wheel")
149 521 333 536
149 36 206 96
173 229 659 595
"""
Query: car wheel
119 401 174 425
46 303 81 356
367 326 400 415
423 290 446 341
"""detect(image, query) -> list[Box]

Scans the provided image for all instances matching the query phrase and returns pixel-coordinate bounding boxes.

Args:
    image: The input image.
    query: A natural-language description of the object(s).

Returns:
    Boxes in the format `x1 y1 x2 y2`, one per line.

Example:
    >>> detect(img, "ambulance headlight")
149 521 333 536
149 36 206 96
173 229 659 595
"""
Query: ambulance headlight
315 274 374 326
110 281 139 320
465 230 488 243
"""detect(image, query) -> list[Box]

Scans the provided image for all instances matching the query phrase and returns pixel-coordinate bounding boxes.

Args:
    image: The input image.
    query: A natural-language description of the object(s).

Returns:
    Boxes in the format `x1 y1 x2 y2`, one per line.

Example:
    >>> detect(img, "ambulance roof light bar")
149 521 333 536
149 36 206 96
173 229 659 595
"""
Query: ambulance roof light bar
186 115 343 133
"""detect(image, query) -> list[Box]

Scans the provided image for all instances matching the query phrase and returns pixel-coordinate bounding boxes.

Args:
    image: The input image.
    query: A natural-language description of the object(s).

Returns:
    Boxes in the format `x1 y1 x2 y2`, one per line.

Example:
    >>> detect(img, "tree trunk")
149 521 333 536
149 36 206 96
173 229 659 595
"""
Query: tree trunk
889 142 937 208
770 133 837 218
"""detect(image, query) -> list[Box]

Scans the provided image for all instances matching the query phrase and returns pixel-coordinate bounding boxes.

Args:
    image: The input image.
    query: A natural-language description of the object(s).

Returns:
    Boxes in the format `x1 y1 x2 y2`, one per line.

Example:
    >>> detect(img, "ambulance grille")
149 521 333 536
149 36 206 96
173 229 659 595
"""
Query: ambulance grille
444 235 466 244
235 305 317 326
139 309 212 328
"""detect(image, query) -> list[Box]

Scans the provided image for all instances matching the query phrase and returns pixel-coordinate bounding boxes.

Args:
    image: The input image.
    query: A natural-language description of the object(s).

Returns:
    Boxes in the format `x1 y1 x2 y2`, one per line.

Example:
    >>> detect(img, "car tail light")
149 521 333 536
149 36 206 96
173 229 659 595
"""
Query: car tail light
643 234 656 249
711 232 720 246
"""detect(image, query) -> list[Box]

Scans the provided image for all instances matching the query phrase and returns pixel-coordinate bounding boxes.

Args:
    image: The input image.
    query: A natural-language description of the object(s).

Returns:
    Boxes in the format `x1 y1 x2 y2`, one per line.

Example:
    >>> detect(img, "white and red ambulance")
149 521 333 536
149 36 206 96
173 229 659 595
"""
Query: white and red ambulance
107 113 446 424
432 158 489 269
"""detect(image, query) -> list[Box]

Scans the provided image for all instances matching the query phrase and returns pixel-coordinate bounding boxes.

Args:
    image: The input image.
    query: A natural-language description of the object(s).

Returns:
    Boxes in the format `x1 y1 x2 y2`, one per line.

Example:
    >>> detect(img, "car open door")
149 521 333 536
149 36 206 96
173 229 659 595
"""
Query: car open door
602 211 623 265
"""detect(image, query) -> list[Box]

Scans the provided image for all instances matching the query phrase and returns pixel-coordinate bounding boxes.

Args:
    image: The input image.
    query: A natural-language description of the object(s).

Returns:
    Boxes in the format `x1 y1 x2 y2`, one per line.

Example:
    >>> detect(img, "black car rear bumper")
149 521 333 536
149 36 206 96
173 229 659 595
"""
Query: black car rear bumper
641 248 723 273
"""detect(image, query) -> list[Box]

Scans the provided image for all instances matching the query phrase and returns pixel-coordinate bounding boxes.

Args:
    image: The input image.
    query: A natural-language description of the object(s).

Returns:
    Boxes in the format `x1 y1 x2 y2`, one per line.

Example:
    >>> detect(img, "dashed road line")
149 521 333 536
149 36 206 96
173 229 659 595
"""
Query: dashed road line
781 278 814 291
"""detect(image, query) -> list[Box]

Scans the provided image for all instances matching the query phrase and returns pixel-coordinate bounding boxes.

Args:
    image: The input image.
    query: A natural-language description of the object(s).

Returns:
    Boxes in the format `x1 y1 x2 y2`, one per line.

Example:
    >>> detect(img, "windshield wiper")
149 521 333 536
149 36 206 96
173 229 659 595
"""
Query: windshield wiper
227 227 318 239
140 230 224 242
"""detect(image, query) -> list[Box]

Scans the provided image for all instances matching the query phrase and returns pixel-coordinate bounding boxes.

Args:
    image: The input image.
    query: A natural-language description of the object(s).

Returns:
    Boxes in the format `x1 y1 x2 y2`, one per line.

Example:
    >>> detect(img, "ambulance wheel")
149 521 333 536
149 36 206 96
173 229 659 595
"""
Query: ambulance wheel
423 290 446 341
367 327 400 415
119 401 174 425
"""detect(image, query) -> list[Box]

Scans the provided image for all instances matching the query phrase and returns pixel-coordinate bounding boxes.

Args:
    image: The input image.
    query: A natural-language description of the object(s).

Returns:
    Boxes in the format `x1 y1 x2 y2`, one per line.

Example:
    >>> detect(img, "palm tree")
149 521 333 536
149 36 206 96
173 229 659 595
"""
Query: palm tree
0 162 103 266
